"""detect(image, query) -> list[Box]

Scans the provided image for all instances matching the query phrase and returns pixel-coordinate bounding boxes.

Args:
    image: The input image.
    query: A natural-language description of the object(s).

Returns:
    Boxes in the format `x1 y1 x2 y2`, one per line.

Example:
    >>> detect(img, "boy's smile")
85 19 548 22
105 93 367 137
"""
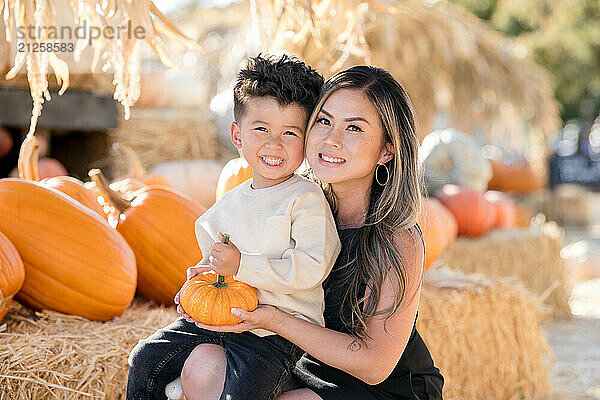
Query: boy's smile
231 97 307 189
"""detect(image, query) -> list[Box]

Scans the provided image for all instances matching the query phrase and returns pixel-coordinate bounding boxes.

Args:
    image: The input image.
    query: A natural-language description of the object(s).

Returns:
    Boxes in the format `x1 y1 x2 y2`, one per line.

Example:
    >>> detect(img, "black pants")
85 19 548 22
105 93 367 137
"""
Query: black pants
126 317 304 400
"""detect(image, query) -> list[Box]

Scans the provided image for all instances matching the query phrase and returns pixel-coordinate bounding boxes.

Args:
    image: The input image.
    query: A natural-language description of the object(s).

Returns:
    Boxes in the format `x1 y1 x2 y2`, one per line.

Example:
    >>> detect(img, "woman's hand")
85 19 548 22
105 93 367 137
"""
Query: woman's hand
192 305 281 333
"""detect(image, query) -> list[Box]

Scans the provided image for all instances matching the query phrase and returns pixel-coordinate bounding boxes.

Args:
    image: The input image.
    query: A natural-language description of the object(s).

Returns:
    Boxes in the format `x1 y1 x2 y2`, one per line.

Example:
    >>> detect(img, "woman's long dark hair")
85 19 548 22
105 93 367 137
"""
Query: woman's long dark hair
306 66 423 340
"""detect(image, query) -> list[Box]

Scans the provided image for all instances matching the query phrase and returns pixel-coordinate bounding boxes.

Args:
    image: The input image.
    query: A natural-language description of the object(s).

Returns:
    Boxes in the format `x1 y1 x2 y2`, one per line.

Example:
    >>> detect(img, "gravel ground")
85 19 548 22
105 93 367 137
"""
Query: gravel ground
544 224 600 400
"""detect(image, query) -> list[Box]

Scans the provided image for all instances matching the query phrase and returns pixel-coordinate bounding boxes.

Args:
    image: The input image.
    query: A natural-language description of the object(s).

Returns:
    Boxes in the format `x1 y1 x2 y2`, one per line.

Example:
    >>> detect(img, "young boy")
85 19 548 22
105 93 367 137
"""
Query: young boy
126 54 340 400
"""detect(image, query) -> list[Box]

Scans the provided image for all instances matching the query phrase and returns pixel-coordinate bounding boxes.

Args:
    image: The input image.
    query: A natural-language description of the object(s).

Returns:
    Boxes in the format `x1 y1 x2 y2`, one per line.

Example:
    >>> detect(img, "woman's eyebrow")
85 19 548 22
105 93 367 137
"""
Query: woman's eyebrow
319 109 370 125
345 116 370 124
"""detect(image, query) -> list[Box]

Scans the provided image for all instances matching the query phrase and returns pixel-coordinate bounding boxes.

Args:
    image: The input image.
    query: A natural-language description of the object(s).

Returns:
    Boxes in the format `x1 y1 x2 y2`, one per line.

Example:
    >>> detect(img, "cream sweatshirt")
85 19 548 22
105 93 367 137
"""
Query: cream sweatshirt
194 173 341 336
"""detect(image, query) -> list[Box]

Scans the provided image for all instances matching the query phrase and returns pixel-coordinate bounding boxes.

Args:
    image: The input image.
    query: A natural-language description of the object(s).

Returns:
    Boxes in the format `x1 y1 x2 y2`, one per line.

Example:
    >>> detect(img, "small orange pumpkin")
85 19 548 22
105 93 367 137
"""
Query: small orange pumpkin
179 272 258 325
418 198 458 269
483 190 517 229
215 157 253 201
435 185 496 237
488 160 541 193
0 231 25 320
90 169 206 305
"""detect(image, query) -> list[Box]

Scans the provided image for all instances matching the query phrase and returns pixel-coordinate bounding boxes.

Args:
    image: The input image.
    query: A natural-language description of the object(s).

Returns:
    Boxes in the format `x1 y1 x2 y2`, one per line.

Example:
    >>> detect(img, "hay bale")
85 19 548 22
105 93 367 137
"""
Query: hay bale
109 108 222 177
0 298 178 399
418 267 554 400
438 216 571 319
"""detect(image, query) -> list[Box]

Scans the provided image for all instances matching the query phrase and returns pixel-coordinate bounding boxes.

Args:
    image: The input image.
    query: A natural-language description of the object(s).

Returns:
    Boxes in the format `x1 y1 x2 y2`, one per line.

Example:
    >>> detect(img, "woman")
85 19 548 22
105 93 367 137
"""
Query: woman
179 65 443 400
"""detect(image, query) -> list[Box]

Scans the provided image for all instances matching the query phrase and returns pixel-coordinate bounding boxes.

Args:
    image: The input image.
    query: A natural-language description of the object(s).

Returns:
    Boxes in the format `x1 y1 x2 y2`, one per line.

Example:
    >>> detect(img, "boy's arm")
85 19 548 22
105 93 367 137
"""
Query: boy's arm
235 191 341 293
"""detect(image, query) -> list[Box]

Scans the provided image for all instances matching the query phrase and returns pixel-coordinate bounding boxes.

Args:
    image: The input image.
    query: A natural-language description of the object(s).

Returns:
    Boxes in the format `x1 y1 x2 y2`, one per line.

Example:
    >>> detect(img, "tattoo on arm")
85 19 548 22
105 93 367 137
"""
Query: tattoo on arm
347 338 362 352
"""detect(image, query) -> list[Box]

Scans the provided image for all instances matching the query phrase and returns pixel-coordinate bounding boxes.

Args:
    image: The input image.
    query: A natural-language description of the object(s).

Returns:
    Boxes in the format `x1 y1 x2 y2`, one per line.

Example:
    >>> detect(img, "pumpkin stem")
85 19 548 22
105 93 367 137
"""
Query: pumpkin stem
213 234 230 289
113 142 147 178
17 135 40 181
88 168 132 213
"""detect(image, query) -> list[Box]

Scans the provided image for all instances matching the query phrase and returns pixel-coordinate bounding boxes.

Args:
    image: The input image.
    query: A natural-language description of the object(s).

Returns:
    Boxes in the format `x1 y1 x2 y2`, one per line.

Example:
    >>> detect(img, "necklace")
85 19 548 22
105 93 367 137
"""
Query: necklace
337 210 368 229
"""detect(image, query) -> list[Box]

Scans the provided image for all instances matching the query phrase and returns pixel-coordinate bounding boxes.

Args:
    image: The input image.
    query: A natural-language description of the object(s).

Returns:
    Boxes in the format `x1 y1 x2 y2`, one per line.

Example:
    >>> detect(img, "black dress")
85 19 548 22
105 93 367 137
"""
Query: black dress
292 226 444 400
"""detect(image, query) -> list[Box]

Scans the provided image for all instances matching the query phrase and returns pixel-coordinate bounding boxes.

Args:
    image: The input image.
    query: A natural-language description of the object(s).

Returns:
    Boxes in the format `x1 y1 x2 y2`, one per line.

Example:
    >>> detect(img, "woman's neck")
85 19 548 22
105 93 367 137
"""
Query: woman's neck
332 181 371 229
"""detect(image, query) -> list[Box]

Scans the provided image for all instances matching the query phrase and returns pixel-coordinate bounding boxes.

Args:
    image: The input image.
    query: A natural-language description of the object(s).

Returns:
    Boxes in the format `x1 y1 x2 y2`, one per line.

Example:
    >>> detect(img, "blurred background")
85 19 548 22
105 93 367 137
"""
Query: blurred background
1 0 599 398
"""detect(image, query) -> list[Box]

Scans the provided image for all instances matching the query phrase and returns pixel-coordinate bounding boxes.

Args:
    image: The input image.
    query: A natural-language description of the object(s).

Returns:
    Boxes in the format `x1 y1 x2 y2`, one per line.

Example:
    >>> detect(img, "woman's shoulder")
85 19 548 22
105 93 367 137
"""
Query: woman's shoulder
391 224 425 274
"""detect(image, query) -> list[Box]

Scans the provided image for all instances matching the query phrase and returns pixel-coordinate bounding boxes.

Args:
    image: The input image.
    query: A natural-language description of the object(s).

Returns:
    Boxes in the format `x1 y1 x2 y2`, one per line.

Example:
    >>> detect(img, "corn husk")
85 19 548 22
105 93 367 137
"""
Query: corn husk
438 216 571 319
418 266 554 399
247 0 561 177
0 297 178 399
1 0 200 136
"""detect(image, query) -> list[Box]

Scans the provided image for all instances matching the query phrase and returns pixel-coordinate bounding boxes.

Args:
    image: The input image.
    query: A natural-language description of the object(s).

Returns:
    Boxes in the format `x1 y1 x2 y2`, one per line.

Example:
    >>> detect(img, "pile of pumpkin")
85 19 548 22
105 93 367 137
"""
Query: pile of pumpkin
1 127 539 322
0 136 254 323
418 128 542 270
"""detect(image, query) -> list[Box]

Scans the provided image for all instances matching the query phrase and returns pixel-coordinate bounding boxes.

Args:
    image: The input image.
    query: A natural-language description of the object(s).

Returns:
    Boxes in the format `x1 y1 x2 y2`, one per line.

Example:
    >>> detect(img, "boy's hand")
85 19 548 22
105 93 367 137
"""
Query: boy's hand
208 231 241 276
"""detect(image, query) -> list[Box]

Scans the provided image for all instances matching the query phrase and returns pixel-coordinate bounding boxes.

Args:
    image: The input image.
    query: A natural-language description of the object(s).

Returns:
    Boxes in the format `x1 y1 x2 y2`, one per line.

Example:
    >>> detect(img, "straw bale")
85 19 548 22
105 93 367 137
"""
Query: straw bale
108 108 222 177
0 297 178 399
438 216 571 319
418 267 554 400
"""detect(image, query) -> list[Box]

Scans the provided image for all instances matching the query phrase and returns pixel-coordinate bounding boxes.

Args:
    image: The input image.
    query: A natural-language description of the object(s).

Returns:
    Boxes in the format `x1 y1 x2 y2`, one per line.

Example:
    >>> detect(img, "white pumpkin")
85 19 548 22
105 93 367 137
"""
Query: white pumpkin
419 128 492 194
149 159 225 209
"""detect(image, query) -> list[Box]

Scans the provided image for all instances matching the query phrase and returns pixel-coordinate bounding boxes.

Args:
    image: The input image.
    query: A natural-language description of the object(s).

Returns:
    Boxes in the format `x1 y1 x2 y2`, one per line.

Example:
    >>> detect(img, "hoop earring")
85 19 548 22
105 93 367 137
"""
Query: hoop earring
375 163 389 186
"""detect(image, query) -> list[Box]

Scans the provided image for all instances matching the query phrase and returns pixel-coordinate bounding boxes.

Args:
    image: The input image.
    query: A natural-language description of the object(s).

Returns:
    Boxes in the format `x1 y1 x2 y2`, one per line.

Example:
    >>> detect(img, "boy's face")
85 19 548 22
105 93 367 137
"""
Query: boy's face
230 97 307 189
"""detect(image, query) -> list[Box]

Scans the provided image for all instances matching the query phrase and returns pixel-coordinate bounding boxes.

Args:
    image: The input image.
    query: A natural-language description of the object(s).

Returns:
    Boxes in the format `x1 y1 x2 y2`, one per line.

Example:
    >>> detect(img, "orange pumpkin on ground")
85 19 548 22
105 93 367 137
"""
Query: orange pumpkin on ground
179 273 258 325
215 157 253 201
41 175 106 217
435 184 496 237
90 169 206 305
0 231 25 320
483 190 517 229
514 203 535 228
488 160 541 193
110 142 171 196
0 136 137 321
418 198 458 269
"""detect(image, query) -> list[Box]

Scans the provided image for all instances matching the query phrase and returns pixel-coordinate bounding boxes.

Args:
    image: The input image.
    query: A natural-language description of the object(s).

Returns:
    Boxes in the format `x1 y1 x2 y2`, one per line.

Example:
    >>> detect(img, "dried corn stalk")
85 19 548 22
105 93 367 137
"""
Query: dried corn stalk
1 0 200 137
251 0 561 168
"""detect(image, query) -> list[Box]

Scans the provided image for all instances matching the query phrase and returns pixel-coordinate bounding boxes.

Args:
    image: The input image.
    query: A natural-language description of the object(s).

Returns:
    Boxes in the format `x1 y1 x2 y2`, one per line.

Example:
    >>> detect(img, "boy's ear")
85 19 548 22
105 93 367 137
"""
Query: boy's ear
230 122 242 149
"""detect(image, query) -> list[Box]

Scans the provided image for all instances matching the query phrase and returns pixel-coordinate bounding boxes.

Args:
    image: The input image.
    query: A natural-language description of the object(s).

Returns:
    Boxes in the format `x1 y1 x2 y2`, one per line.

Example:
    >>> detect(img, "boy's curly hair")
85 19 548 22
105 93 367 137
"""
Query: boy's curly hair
233 54 324 122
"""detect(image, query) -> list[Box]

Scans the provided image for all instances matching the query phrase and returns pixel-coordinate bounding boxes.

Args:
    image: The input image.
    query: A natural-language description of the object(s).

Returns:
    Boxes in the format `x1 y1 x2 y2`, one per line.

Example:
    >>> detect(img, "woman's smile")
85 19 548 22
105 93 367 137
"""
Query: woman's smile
318 153 346 166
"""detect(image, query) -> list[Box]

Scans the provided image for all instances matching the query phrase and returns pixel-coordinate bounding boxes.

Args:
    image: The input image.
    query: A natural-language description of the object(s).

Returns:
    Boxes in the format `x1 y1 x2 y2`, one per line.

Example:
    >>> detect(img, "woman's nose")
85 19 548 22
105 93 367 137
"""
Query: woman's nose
323 126 343 149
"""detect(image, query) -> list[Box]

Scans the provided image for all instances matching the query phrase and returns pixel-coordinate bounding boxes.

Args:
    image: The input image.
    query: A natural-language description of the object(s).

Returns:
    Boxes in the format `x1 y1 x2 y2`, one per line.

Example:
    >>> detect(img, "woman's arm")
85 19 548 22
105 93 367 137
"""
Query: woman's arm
272 250 421 385
214 226 425 385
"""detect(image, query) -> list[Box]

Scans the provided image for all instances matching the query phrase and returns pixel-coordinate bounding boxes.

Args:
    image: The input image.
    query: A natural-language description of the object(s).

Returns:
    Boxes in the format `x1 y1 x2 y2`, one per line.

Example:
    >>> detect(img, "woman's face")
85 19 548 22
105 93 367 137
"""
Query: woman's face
306 88 392 186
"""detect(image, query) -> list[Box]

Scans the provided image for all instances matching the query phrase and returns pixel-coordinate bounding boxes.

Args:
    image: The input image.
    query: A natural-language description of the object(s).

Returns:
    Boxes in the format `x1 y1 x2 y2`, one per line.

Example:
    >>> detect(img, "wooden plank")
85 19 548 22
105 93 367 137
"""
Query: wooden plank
0 87 118 131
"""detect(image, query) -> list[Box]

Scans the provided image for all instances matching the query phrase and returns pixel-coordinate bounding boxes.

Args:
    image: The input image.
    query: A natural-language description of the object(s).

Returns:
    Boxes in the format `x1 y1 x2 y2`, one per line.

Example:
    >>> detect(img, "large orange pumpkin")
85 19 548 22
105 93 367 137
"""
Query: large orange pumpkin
0 231 25 320
0 136 137 321
215 157 253 201
41 175 106 217
90 169 206 305
487 160 541 193
435 185 496 237
418 198 458 269
483 190 517 229
179 273 258 325
110 142 171 196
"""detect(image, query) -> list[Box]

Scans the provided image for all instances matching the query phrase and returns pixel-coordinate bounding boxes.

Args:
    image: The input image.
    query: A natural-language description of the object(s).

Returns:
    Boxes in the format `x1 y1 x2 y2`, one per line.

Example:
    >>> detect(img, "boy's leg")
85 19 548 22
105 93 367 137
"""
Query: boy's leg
219 333 305 400
126 317 222 400
180 343 227 399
